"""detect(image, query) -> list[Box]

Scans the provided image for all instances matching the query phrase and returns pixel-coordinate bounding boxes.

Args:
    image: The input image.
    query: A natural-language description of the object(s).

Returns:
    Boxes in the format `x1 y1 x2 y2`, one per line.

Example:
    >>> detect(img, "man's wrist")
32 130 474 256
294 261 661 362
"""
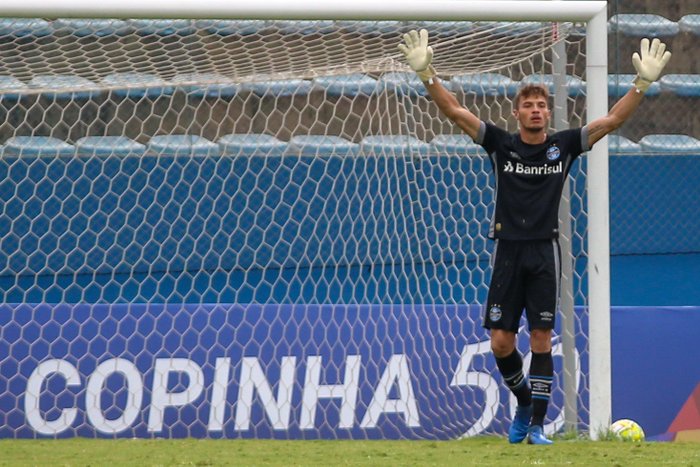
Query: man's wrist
416 65 437 83
633 74 652 93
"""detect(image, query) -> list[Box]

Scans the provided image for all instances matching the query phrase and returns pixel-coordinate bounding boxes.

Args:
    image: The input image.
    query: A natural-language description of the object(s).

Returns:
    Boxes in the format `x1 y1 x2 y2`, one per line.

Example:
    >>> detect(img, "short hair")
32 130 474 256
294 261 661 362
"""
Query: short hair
514 84 550 109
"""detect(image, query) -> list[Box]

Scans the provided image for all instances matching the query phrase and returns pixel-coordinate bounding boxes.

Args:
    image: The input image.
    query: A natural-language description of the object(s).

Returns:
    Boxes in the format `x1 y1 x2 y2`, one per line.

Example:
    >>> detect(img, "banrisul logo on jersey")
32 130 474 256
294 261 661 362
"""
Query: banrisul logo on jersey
503 160 563 176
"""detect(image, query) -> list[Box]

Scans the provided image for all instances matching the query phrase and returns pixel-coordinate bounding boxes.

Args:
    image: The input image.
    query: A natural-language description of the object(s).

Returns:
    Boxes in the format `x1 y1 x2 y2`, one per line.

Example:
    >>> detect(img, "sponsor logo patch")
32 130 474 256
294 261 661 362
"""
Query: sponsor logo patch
504 160 563 175
532 381 550 393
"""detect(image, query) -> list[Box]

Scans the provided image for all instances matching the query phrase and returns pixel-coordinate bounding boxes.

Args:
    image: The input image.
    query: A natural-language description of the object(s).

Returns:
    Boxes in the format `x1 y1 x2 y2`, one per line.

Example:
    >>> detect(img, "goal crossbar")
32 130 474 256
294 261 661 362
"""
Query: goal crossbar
0 0 606 22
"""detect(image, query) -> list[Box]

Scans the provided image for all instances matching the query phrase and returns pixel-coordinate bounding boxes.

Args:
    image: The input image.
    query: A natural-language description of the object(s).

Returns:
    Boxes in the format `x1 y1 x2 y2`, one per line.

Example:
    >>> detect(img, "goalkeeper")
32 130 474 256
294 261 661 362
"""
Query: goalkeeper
399 30 670 445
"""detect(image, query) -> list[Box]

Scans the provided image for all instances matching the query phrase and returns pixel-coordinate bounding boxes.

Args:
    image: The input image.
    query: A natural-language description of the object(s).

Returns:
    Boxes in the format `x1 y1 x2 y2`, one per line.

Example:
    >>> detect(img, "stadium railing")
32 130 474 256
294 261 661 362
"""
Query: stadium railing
638 134 700 154
608 13 680 37
146 135 221 157
608 73 661 97
359 135 430 157
3 132 700 158
679 14 700 35
75 136 147 156
287 135 360 157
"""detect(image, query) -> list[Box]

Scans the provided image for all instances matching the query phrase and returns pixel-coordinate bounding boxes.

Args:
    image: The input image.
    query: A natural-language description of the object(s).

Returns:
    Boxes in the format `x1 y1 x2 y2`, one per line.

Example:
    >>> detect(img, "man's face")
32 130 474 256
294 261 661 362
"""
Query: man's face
514 95 550 132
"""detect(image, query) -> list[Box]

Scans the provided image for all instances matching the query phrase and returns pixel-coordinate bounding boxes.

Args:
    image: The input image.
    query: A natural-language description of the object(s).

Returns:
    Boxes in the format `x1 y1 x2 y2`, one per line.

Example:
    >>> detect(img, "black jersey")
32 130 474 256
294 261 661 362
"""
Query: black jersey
476 122 590 240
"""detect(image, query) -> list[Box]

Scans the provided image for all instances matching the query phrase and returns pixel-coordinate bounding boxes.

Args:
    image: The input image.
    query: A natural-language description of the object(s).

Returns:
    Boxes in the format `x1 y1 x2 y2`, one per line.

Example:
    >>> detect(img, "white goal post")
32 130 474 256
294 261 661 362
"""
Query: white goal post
0 0 610 439
0 0 605 22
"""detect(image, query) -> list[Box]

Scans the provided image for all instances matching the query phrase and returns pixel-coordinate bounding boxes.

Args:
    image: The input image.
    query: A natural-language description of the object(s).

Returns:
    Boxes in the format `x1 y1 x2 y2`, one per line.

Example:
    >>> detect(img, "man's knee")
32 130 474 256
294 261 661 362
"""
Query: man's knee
530 328 553 353
490 329 517 357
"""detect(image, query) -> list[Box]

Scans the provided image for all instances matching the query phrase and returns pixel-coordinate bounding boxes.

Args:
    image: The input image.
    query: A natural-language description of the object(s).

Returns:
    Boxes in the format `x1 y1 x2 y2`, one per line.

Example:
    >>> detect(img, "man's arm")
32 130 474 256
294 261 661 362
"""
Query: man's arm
423 77 482 141
586 87 644 147
587 37 671 147
398 29 481 141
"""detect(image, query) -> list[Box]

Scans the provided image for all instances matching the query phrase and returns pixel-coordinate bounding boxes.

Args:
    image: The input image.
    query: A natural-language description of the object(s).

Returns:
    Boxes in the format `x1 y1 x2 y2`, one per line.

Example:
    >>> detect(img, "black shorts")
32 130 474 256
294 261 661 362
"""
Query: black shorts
483 238 561 332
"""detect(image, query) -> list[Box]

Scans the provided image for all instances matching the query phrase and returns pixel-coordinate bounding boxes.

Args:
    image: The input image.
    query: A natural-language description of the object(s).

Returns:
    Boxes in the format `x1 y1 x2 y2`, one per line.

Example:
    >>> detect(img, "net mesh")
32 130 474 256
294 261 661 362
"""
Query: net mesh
0 20 574 87
0 18 590 439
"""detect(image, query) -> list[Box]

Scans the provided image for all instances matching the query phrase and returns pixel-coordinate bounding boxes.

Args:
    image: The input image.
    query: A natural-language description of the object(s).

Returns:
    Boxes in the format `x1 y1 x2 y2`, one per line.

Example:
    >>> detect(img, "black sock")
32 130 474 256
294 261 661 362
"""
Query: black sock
495 349 532 407
529 350 554 427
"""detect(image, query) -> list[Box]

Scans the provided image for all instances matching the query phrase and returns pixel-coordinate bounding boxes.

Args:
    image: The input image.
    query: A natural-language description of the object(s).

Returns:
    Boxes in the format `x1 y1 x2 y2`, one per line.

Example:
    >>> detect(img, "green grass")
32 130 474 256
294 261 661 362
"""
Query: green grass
2 437 699 466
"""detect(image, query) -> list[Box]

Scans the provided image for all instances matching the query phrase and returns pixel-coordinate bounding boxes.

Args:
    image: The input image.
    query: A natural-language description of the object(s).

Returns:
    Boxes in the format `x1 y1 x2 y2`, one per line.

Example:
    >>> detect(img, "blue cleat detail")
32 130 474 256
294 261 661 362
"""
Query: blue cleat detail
527 425 553 445
508 405 532 443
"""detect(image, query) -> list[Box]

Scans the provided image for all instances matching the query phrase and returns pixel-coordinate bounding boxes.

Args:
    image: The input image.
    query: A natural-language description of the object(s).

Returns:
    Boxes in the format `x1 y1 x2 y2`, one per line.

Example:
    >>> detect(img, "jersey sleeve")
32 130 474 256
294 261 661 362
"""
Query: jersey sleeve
580 126 591 152
475 121 511 155
555 127 588 159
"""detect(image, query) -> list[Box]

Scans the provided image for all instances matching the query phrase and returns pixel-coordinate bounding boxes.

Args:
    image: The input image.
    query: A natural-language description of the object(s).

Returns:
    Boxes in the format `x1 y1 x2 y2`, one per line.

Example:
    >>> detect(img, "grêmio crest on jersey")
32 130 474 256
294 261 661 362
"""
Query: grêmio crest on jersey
546 145 561 160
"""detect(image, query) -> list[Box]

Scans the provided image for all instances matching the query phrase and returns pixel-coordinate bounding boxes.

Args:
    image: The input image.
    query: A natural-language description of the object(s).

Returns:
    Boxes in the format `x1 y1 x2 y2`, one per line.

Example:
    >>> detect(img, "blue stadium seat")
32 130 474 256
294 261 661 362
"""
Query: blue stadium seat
218 134 287 156
609 74 661 97
451 73 518 97
147 135 220 156
477 21 545 36
243 79 313 97
608 135 642 155
1 136 75 156
27 75 101 99
52 18 131 37
195 19 269 36
359 135 430 157
378 72 432 97
173 73 239 98
411 21 475 36
270 20 336 35
430 134 487 156
679 15 700 35
312 74 378 97
520 74 586 97
286 135 359 156
0 76 28 100
101 72 175 98
0 18 52 37
608 14 679 37
659 74 700 97
335 20 400 35
639 134 700 155
126 19 196 36
75 136 146 156
565 19 587 37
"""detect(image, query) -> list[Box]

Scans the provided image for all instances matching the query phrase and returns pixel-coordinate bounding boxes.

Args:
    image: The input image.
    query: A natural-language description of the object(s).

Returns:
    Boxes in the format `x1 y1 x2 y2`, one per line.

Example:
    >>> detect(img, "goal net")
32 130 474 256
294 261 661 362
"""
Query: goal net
0 4 607 440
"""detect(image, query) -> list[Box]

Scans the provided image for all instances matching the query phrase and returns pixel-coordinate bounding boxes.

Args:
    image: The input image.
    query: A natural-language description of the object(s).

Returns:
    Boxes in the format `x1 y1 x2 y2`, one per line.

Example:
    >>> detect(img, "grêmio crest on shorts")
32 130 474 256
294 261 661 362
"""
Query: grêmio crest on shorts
475 121 590 240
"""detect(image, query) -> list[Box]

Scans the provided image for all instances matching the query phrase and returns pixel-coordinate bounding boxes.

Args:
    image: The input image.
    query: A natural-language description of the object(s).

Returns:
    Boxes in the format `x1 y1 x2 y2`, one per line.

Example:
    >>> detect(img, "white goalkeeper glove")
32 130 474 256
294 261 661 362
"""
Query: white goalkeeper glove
632 37 672 93
397 29 437 83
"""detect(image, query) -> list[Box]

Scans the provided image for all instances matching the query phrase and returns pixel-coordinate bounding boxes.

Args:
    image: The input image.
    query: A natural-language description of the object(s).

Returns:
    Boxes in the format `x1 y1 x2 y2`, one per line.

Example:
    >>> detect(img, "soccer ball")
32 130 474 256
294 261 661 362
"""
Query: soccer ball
610 419 645 442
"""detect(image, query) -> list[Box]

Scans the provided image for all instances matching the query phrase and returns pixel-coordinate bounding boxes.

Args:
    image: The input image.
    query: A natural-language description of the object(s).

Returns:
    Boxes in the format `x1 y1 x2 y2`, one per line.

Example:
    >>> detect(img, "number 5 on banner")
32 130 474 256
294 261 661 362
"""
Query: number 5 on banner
450 340 500 437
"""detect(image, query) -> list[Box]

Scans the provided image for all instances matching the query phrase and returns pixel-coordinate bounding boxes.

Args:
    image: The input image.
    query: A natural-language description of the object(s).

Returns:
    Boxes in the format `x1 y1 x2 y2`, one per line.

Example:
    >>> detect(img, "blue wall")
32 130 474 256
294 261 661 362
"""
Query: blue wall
610 154 700 255
0 153 497 304
609 154 700 305
2 152 698 305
